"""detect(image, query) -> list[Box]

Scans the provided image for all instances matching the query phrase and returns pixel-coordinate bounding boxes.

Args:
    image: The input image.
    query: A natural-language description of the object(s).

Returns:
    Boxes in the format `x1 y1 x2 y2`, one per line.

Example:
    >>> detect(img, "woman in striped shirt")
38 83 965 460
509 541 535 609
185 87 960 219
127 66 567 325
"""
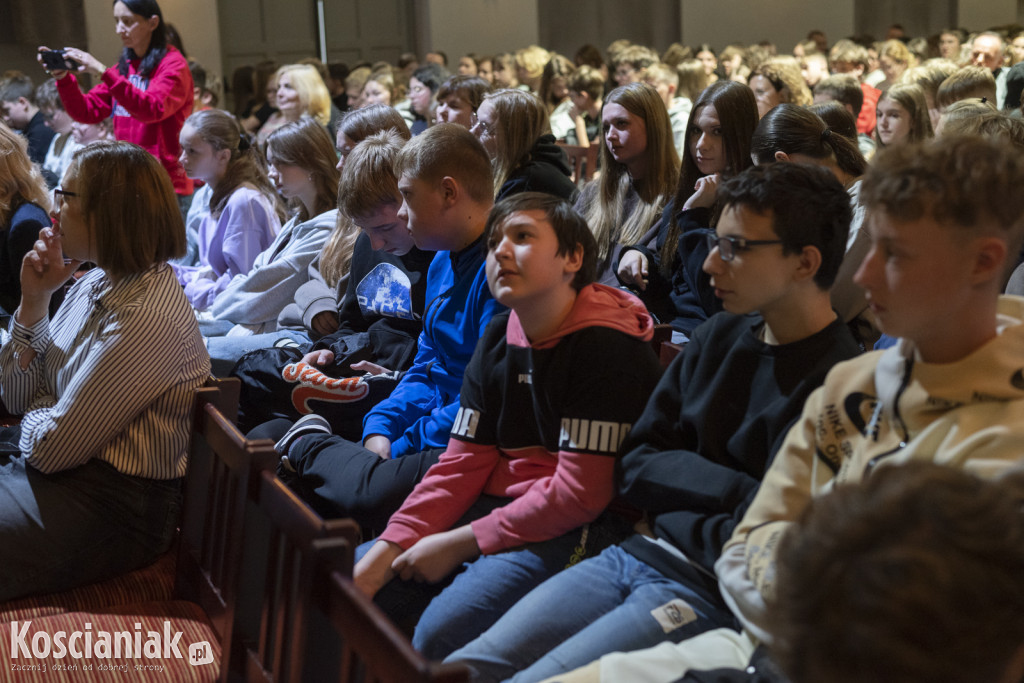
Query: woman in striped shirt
0 141 209 601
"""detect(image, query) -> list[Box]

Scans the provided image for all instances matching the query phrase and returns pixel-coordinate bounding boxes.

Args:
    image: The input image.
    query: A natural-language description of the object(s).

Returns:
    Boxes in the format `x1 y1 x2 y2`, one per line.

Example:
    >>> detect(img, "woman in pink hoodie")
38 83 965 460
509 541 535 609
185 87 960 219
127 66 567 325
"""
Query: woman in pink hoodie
40 0 194 210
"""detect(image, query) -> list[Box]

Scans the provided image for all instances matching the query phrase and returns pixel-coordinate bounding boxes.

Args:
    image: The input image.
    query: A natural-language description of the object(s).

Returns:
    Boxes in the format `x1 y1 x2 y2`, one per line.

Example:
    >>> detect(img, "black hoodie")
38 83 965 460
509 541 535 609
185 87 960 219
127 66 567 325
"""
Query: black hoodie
497 133 579 202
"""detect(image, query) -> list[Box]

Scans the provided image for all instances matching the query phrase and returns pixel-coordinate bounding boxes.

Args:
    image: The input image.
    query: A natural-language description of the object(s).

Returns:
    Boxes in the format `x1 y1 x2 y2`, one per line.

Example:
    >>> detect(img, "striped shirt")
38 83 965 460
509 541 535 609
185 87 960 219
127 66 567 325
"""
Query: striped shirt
0 264 210 479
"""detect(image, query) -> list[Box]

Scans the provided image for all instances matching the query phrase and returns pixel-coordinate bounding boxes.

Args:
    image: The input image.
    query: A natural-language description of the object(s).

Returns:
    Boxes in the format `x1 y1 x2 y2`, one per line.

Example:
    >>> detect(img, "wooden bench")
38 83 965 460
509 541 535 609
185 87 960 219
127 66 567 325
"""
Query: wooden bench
304 555 471 683
0 381 277 681
557 141 599 186
0 378 247 622
0 378 467 682
229 471 360 682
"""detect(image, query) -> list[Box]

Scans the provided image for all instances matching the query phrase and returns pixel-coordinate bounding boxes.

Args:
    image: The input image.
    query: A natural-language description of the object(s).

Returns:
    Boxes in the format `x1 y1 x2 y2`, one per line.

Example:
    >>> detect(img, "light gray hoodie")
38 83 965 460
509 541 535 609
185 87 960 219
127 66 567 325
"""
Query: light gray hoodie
206 209 338 335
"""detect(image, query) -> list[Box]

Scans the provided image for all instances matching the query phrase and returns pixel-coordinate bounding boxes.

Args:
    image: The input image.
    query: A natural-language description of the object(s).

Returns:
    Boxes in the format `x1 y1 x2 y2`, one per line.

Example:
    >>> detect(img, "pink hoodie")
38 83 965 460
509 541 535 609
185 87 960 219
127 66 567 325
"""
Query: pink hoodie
380 284 654 554
57 46 193 195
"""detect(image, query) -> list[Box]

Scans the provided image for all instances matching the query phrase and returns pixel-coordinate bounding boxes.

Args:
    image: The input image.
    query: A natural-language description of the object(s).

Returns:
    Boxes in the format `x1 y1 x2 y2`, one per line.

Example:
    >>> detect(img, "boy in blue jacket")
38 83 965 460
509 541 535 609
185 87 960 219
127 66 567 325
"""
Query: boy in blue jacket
269 124 505 529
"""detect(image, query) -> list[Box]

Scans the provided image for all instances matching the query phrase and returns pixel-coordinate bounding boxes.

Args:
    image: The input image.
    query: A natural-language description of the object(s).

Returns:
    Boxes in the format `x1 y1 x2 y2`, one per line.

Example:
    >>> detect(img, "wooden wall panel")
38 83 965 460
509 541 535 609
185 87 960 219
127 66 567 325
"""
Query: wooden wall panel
217 0 413 83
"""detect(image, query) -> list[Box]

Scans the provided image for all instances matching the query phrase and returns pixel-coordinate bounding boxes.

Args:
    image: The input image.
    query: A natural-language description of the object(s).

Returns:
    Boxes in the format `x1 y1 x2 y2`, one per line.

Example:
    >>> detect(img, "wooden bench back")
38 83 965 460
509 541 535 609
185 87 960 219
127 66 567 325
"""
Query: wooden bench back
231 471 360 682
174 378 277 677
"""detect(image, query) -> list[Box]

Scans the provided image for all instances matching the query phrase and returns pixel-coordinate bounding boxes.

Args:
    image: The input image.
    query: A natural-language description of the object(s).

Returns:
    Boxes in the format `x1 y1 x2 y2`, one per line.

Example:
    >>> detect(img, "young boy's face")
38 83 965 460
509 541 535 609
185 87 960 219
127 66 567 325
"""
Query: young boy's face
800 55 829 87
435 95 473 128
702 204 799 317
0 98 32 129
40 106 73 135
614 63 640 86
854 211 975 347
485 209 581 308
830 60 864 79
354 202 415 256
642 77 674 108
568 90 590 112
397 172 450 251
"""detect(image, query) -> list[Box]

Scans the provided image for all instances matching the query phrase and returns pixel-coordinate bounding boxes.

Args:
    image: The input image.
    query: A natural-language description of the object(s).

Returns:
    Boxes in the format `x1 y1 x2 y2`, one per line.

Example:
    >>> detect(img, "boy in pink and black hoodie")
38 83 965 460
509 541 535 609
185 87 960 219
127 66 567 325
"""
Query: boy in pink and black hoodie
355 191 662 659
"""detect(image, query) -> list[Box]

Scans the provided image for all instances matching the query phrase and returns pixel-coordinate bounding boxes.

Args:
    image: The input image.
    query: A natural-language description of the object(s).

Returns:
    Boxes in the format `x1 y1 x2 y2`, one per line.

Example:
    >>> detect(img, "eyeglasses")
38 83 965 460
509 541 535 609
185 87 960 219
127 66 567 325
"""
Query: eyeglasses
470 112 494 136
700 228 784 262
53 188 78 205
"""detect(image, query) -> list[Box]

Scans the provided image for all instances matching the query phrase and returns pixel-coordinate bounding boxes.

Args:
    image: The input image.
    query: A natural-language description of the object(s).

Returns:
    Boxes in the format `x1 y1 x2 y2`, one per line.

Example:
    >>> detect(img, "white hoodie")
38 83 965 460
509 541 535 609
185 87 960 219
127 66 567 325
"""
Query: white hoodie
719 294 1024 641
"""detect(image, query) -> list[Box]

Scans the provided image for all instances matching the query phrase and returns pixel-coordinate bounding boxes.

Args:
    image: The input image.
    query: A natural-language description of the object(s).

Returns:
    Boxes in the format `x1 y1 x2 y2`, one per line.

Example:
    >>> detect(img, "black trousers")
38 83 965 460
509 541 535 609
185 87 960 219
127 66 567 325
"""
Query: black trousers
249 419 442 531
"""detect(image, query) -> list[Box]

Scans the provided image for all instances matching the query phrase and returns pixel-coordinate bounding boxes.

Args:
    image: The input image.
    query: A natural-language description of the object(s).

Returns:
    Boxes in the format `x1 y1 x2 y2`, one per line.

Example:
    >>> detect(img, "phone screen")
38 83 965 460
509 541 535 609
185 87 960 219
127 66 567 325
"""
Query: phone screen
41 50 76 71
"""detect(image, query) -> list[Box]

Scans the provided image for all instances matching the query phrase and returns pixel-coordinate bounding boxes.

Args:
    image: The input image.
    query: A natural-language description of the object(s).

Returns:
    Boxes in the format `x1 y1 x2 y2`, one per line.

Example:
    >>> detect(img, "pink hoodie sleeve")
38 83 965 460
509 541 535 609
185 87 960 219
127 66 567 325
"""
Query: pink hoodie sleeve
378 438 500 550
56 73 114 124
469 449 616 555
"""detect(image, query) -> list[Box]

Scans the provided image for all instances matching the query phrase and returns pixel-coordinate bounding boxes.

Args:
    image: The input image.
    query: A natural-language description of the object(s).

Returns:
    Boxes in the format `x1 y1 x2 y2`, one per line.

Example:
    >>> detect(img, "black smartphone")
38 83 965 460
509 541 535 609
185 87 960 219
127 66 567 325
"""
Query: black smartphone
40 49 79 72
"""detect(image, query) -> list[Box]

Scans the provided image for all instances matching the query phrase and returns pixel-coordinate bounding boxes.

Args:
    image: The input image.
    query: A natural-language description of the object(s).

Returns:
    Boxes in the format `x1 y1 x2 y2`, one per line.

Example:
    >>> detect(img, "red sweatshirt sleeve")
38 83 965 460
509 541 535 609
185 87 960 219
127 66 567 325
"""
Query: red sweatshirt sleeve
470 449 616 555
101 51 192 123
57 73 114 124
378 438 499 550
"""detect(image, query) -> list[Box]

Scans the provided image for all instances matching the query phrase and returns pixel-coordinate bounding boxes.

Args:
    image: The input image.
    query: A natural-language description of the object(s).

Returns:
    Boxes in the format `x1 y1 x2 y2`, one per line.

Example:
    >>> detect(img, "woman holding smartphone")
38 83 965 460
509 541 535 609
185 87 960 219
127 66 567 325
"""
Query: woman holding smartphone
0 141 208 600
38 0 194 214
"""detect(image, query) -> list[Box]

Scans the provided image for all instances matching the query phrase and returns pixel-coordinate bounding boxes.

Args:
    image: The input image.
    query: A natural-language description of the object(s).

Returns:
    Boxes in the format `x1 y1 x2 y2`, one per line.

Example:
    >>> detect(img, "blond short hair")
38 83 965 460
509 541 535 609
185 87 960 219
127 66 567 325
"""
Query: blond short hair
393 123 494 204
514 45 551 82
936 66 997 109
276 64 331 126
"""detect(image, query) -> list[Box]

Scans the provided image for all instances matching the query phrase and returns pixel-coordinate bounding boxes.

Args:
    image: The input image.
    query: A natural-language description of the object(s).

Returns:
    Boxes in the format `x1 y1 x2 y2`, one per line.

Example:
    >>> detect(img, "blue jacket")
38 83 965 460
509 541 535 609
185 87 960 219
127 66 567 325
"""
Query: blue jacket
362 235 504 457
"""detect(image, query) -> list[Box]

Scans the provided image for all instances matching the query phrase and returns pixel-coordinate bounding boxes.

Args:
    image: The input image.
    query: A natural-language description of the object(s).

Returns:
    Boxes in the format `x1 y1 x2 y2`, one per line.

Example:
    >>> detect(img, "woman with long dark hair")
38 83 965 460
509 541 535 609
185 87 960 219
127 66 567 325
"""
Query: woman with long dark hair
39 0 194 212
617 80 758 340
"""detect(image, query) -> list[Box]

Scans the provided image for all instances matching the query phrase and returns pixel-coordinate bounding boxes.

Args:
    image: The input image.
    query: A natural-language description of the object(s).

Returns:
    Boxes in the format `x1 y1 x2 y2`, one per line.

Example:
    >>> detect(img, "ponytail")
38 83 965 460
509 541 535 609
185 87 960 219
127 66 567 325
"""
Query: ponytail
186 109 284 222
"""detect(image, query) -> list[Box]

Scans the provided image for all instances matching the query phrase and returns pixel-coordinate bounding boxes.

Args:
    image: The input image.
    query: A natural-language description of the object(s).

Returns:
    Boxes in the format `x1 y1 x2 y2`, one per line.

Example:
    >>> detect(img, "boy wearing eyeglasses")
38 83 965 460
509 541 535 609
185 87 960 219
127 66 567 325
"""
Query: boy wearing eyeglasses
502 136 1024 683
446 161 861 681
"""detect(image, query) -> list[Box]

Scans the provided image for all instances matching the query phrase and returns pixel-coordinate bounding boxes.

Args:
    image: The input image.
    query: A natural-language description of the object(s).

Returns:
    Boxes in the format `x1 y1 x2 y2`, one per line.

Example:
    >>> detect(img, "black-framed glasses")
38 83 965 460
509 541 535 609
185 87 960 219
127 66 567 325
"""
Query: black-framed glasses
53 188 78 205
470 112 493 136
700 228 784 262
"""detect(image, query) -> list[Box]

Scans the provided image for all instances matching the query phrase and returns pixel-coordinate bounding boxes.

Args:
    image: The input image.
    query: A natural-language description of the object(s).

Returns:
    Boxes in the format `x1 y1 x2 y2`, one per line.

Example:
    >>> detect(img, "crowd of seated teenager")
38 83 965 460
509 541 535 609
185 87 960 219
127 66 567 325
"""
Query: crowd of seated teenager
7 15 1024 682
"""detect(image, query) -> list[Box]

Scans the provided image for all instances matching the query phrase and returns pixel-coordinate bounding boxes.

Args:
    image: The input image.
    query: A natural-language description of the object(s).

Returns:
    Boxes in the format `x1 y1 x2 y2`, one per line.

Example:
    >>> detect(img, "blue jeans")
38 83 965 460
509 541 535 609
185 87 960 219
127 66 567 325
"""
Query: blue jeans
206 329 311 376
360 499 630 661
445 544 735 683
0 454 181 601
